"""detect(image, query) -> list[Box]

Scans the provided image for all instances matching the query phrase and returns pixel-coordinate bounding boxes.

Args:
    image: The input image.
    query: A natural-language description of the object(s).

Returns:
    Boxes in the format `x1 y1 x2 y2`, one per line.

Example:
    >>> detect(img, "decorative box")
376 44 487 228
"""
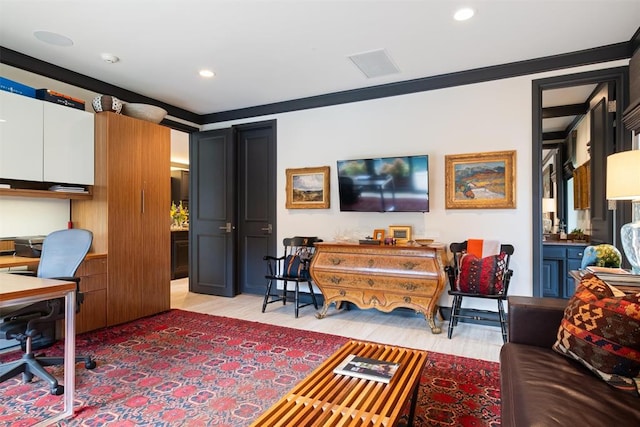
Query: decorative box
36 89 85 110
0 77 36 98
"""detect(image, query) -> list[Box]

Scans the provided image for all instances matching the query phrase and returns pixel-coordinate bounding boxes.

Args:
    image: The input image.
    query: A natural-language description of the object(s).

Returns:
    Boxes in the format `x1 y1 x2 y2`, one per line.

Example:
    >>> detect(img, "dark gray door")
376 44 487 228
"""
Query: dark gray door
237 121 277 295
189 128 236 296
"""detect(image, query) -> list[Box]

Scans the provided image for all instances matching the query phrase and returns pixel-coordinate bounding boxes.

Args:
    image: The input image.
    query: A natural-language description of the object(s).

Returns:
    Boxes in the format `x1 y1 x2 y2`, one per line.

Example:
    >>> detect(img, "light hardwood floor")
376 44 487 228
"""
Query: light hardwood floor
171 278 503 362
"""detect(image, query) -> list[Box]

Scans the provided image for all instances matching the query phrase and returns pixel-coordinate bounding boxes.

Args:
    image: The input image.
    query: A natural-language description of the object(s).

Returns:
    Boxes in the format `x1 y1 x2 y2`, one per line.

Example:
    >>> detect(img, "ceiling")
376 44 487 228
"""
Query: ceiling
1 1 639 118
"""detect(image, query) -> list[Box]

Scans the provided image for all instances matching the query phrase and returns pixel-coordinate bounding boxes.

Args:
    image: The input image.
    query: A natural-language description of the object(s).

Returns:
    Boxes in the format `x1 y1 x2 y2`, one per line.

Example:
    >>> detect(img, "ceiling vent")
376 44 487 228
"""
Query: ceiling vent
348 49 400 79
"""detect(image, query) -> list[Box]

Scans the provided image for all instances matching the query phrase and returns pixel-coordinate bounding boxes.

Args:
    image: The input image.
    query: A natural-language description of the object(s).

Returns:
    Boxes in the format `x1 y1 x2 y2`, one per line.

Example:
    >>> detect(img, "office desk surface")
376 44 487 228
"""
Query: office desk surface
0 273 76 303
0 252 105 269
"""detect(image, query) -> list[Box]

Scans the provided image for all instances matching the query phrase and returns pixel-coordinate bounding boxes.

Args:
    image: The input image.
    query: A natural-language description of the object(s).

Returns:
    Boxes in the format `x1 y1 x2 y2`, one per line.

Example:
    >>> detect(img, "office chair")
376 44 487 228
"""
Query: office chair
262 237 322 318
0 229 96 395
446 241 514 343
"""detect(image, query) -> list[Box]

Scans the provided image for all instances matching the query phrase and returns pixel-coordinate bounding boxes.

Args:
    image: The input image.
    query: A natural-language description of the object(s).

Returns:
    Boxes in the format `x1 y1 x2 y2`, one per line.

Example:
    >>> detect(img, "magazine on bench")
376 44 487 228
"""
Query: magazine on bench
333 354 400 384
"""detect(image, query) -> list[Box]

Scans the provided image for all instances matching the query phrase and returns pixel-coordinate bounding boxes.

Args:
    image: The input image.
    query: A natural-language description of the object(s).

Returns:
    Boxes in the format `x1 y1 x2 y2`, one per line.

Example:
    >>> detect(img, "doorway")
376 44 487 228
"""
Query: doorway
188 120 277 297
532 67 632 296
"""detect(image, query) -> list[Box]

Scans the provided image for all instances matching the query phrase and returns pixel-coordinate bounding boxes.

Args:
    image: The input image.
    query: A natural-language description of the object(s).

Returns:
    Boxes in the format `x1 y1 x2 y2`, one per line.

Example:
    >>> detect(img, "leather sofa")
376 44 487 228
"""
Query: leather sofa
500 296 640 426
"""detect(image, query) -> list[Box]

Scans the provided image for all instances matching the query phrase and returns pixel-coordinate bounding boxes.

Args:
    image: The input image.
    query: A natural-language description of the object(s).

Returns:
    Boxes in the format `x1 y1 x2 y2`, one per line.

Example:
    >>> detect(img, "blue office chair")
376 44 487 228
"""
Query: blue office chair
0 229 96 395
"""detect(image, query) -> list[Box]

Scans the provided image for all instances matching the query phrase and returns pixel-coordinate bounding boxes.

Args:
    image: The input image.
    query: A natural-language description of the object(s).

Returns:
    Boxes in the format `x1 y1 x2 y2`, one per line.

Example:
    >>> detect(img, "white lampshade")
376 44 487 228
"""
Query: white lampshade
606 150 640 200
542 198 556 213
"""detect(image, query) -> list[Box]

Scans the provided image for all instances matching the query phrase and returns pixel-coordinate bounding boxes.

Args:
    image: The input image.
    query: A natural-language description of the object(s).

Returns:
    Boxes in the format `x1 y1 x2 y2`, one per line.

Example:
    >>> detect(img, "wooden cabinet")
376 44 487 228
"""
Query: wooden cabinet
171 230 189 279
75 255 107 333
310 242 447 333
72 112 170 327
542 243 587 298
0 91 94 185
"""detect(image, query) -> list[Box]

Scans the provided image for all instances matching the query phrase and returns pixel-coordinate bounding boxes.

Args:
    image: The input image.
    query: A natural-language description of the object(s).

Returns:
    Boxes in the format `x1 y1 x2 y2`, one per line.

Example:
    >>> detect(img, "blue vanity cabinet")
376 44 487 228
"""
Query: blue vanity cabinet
542 243 587 299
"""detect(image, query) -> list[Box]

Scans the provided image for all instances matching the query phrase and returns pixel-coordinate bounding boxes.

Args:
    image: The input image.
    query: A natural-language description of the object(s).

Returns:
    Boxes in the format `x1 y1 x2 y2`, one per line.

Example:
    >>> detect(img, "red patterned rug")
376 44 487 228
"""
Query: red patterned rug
0 310 500 426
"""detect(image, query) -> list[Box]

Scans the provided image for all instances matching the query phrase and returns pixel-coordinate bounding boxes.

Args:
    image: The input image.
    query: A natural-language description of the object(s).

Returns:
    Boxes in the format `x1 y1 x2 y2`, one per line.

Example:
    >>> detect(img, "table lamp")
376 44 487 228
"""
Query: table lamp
606 150 640 274
542 197 556 233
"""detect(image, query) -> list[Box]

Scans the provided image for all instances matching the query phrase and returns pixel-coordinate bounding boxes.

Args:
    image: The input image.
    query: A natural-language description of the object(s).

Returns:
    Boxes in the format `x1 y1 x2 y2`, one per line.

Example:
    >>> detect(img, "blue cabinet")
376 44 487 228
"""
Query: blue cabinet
542 244 587 299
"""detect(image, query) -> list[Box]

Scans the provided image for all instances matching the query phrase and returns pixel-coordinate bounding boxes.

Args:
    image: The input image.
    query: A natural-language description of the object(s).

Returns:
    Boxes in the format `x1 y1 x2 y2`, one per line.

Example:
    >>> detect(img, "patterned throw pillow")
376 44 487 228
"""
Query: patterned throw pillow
553 274 640 396
455 252 507 295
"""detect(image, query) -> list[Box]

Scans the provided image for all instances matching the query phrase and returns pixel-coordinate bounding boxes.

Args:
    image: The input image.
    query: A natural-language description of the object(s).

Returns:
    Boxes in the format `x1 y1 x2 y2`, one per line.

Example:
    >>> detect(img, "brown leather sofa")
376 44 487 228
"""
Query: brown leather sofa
500 296 640 426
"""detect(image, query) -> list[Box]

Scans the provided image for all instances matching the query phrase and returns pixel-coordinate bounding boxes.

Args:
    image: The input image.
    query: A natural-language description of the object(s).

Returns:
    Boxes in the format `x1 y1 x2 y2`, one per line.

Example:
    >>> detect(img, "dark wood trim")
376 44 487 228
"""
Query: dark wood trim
203 42 632 123
3 40 633 125
543 131 568 141
542 103 588 118
532 66 632 297
159 118 200 133
0 47 201 125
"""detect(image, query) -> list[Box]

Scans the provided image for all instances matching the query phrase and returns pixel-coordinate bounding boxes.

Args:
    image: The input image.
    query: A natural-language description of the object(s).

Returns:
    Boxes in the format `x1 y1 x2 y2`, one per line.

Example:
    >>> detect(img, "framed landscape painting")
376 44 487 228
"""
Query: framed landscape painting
445 150 516 209
285 166 330 209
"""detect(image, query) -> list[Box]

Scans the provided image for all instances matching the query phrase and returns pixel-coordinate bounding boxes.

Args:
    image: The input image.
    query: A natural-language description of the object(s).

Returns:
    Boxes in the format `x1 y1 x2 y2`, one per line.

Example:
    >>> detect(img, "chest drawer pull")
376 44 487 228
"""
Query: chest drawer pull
329 257 343 265
330 276 343 284
402 261 419 270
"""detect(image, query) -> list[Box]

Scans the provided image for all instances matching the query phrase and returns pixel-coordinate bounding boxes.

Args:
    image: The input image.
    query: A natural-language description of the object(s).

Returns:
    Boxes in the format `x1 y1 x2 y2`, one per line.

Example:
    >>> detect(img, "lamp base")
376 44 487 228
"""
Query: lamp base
621 201 640 275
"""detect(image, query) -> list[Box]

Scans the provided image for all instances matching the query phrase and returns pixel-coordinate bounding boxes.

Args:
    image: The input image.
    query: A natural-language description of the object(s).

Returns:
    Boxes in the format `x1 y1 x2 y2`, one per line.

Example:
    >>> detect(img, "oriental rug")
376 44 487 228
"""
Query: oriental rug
0 310 500 426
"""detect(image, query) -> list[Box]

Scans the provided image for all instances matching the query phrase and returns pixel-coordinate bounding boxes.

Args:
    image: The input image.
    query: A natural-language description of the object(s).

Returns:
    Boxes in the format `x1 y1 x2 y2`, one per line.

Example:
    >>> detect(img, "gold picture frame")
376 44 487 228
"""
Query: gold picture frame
285 166 330 209
445 150 516 209
388 225 412 244
372 229 385 240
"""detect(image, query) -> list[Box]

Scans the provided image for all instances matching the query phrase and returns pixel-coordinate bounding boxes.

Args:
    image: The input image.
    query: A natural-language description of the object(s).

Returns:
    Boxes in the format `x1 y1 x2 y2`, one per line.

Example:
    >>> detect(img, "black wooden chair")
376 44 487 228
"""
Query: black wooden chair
262 236 322 318
445 241 514 343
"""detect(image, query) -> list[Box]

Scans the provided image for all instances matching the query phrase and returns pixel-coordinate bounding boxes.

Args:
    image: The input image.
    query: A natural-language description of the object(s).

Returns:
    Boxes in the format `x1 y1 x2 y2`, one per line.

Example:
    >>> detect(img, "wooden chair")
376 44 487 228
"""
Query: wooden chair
446 241 514 343
262 237 322 318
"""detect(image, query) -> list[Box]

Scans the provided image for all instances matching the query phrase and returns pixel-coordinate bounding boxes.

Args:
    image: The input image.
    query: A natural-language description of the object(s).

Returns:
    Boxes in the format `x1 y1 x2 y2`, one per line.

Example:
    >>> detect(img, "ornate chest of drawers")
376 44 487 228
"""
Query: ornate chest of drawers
310 242 447 333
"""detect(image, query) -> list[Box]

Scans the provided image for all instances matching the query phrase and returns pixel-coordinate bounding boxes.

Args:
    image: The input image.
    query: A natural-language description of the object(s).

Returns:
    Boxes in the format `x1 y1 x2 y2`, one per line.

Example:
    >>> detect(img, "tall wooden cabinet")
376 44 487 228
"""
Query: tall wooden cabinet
72 112 170 327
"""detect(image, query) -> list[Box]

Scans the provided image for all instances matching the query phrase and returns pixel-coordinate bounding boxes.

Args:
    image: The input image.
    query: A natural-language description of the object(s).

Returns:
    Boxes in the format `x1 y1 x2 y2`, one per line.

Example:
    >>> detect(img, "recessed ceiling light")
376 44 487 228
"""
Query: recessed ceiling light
199 70 215 78
454 7 475 21
33 30 74 47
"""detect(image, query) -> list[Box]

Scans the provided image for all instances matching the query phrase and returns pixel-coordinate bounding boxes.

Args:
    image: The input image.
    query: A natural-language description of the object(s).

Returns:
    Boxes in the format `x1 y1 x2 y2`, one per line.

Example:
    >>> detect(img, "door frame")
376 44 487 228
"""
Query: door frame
532 66 631 296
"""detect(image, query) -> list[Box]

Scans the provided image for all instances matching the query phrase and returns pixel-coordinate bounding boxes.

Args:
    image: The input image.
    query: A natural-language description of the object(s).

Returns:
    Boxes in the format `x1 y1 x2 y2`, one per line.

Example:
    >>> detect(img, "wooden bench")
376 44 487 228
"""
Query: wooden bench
250 340 428 426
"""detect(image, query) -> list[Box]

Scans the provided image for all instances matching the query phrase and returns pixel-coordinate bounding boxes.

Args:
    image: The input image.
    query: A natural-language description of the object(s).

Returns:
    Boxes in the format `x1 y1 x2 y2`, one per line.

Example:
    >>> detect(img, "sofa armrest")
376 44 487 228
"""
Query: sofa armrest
507 296 567 348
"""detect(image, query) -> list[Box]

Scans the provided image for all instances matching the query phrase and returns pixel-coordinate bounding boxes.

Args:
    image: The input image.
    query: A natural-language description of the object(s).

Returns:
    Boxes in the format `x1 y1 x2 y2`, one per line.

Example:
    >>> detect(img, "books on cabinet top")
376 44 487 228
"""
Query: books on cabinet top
585 266 640 285
333 354 399 384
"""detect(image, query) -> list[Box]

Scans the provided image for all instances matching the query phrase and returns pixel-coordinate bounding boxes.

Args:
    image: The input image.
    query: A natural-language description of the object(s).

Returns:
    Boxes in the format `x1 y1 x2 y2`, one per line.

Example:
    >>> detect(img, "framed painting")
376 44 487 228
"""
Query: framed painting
285 166 330 209
445 150 516 209
388 225 412 244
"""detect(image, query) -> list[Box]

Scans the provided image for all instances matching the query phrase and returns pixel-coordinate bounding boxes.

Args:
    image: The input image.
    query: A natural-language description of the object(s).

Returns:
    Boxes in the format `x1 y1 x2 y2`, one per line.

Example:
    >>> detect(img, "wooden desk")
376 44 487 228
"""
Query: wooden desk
310 242 447 333
0 274 77 426
250 340 428 427
0 252 104 269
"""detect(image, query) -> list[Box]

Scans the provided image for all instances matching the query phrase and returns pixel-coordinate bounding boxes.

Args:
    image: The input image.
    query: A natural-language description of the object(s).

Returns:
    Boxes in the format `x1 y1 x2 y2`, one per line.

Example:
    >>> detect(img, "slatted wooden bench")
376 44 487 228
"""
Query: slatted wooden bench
250 340 428 427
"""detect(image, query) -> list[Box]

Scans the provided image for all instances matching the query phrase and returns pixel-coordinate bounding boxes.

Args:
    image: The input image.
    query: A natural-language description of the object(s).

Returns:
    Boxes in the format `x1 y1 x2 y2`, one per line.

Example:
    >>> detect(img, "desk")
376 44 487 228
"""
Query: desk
0 274 76 426
250 340 427 426
0 252 104 269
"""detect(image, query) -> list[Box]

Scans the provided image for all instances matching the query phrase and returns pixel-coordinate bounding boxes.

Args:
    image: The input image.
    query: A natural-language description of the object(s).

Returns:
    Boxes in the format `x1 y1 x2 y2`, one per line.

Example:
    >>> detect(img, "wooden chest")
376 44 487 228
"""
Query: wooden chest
310 242 447 333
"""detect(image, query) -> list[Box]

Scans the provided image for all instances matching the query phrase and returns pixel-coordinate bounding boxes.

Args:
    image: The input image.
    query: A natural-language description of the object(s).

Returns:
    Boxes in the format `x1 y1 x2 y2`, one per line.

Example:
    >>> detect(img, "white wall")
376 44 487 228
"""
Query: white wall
203 59 629 309
1 59 630 309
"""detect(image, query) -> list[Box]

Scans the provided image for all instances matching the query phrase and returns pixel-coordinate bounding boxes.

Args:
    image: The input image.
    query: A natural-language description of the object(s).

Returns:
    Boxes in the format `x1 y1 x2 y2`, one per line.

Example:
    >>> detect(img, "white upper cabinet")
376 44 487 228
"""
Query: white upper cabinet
0 90 44 181
43 102 94 185
0 90 95 185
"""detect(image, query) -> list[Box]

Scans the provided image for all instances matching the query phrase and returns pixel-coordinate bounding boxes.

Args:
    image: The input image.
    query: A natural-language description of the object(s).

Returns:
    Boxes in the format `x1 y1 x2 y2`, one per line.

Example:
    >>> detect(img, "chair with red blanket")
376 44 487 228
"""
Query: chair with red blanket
446 240 514 343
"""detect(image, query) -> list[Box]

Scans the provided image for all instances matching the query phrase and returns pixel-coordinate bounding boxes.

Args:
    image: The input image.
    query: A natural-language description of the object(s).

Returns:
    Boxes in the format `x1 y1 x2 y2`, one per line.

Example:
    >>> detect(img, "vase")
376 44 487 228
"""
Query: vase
621 201 640 274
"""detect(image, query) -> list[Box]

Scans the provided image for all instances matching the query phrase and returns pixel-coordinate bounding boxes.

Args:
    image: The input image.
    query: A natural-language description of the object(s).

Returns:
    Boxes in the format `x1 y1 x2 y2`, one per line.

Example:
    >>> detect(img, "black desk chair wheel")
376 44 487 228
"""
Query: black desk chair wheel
445 241 514 343
262 236 322 318
0 229 97 395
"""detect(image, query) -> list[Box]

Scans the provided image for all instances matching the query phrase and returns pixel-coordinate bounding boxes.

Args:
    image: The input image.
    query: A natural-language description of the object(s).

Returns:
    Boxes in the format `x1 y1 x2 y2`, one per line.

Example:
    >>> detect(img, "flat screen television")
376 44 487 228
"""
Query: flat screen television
337 155 429 212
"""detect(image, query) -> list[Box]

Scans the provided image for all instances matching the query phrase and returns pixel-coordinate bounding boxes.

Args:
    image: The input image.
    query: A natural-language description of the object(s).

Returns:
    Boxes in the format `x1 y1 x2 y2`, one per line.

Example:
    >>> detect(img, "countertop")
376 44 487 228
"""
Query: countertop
543 241 589 246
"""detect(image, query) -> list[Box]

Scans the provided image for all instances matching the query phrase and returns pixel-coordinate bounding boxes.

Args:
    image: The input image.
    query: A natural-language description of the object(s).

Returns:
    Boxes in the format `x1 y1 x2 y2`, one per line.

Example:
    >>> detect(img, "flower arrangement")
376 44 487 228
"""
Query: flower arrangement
170 201 189 227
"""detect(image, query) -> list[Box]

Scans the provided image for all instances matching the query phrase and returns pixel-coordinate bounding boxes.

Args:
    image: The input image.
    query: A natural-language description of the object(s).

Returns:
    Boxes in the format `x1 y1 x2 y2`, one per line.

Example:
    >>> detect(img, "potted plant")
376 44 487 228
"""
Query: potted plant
569 228 586 242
